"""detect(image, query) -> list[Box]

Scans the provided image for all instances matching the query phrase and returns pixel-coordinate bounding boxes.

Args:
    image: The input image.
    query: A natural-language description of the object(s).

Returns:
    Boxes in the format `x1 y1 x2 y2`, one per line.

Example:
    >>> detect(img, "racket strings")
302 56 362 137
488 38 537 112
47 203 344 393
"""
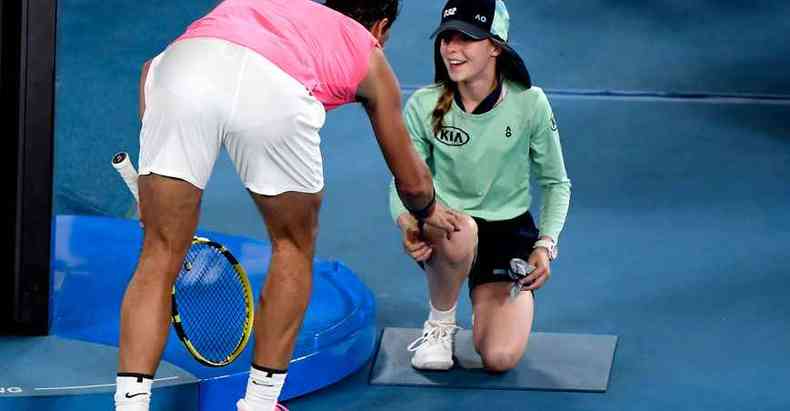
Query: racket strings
175 243 250 363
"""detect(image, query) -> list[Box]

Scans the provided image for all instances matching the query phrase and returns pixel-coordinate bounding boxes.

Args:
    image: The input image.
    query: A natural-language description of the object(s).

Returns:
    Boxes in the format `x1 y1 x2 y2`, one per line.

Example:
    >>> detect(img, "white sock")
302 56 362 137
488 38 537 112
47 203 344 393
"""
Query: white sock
242 365 287 411
429 301 457 323
114 373 153 411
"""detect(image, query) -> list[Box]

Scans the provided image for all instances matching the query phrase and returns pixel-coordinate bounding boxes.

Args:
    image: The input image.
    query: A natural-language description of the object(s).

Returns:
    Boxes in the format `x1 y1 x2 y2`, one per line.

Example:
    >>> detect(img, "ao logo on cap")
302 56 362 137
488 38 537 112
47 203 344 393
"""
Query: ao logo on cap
443 7 457 18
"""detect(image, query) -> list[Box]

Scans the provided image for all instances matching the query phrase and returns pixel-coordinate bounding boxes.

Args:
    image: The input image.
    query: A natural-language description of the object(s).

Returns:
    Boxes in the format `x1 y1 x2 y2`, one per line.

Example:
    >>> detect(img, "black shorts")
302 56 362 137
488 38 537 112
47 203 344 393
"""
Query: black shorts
467 211 539 294
418 211 539 295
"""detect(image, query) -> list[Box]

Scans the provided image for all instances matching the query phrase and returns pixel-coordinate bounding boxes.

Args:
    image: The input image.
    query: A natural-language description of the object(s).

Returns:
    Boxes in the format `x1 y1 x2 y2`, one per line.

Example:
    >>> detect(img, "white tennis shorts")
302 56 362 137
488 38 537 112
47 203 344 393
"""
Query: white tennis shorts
139 38 326 195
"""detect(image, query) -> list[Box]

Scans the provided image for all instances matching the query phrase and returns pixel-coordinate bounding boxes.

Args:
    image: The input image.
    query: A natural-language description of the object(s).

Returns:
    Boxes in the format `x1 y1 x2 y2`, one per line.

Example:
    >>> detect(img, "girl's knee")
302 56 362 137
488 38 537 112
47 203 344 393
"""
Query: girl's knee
457 214 478 241
432 215 478 265
476 331 528 373
480 349 522 373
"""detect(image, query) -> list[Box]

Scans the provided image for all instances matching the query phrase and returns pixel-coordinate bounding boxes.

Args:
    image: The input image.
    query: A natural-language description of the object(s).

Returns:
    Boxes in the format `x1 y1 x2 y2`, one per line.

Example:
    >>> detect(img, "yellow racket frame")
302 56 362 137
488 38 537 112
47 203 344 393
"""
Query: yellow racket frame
170 236 255 367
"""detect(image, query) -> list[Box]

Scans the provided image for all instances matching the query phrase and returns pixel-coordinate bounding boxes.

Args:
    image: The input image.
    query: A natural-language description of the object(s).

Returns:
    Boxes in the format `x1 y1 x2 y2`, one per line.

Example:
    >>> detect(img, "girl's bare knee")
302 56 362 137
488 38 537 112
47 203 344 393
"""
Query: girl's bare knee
433 215 478 265
481 349 522 373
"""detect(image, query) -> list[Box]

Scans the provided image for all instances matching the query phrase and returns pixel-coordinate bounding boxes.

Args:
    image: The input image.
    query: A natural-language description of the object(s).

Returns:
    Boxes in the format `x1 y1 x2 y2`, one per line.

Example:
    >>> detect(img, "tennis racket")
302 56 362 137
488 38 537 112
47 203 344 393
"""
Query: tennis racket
111 152 255 367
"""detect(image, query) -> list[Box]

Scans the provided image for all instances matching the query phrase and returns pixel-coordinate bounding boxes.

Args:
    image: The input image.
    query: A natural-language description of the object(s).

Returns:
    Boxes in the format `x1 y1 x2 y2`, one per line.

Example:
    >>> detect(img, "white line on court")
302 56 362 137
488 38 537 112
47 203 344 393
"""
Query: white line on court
33 376 180 391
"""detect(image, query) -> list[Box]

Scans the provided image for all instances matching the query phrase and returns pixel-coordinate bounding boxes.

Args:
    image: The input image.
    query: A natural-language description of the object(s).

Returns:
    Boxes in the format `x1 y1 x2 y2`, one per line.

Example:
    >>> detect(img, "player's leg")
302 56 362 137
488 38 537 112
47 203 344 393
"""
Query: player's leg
226 41 327 411
250 190 322 367
237 190 322 411
116 175 202 383
116 38 229 410
408 215 477 370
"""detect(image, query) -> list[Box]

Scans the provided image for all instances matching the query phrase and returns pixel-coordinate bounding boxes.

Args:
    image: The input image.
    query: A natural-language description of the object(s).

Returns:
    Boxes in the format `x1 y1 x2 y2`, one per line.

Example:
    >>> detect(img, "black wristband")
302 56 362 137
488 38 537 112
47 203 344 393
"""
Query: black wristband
406 188 436 221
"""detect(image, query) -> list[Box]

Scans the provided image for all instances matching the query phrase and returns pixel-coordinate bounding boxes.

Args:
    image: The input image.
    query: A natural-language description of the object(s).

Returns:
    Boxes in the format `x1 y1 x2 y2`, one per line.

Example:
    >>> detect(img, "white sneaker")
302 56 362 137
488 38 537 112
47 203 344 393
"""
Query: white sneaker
407 320 460 370
236 399 288 411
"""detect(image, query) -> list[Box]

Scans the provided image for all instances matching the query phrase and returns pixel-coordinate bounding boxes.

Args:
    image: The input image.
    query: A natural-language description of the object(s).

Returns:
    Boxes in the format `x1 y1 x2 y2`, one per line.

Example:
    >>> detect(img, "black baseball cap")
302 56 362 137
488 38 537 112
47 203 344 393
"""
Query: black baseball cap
431 0 531 87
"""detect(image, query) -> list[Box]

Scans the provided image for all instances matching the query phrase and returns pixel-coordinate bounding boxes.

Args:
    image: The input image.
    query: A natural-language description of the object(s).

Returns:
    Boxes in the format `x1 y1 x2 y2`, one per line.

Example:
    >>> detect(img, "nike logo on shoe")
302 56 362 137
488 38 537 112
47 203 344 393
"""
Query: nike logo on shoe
252 380 275 387
124 392 150 399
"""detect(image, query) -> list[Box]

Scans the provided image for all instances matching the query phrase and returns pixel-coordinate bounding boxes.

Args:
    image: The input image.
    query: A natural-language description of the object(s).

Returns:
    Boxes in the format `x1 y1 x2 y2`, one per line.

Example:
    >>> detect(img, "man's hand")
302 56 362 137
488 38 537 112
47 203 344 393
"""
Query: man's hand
397 214 432 262
421 202 461 239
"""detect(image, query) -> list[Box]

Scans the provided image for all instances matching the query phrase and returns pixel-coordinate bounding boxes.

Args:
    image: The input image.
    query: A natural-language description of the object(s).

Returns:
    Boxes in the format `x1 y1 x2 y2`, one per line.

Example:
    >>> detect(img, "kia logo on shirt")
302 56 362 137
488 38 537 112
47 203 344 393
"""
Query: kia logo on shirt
436 126 470 146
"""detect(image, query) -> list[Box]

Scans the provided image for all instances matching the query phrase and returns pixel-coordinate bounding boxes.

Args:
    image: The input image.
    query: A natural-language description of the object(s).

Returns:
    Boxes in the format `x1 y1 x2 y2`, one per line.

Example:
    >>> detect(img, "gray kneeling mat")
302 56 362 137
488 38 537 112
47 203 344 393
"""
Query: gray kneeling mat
369 327 618 392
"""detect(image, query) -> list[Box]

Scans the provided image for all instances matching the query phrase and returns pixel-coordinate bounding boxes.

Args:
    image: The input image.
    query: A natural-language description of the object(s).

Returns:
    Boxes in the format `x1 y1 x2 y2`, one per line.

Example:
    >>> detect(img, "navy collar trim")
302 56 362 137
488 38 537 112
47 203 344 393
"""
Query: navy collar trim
454 79 503 114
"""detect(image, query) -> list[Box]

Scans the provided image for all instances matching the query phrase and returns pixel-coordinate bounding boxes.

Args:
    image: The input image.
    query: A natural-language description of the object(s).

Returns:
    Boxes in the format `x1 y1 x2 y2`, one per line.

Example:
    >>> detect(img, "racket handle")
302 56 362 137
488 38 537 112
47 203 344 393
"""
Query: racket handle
112 152 140 203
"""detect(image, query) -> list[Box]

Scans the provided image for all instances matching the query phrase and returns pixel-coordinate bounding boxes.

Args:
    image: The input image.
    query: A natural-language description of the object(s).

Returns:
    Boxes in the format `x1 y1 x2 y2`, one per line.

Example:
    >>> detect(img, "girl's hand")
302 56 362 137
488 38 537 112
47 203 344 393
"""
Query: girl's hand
522 247 551 291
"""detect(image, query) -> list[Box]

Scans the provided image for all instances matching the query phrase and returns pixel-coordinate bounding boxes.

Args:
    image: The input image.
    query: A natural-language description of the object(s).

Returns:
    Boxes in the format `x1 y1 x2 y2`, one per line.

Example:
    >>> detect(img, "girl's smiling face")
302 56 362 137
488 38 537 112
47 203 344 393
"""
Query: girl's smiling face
439 31 501 84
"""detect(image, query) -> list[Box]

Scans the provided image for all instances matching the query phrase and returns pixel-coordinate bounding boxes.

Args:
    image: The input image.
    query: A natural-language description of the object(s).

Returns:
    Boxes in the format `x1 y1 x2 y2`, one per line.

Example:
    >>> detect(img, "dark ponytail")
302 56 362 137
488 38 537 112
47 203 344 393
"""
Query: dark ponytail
431 39 455 136
431 84 455 136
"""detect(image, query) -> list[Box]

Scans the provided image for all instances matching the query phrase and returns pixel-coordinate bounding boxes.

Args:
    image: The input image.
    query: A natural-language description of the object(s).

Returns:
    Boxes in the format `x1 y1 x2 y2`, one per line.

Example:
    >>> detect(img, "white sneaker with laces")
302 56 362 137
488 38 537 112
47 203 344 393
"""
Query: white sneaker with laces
407 320 460 370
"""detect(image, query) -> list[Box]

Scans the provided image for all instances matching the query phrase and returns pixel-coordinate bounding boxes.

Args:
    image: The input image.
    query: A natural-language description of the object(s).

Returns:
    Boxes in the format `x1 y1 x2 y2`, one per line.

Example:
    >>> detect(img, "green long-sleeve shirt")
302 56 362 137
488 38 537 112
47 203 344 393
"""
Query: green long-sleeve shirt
389 81 571 241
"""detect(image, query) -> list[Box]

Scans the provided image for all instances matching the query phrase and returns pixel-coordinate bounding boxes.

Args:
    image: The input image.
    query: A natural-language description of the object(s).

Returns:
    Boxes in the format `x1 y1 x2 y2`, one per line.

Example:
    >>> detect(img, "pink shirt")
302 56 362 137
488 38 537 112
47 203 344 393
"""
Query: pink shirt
177 0 379 111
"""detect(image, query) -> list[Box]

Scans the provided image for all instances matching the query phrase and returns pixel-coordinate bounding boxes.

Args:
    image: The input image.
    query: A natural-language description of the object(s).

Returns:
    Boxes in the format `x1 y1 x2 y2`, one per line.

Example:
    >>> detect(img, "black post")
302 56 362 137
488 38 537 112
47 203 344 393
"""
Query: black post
1 0 57 335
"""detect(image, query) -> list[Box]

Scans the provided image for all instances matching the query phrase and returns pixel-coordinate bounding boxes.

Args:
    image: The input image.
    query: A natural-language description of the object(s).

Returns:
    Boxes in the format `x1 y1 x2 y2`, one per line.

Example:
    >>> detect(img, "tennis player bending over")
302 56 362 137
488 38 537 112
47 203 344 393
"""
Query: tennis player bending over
390 0 571 374
114 1 460 411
